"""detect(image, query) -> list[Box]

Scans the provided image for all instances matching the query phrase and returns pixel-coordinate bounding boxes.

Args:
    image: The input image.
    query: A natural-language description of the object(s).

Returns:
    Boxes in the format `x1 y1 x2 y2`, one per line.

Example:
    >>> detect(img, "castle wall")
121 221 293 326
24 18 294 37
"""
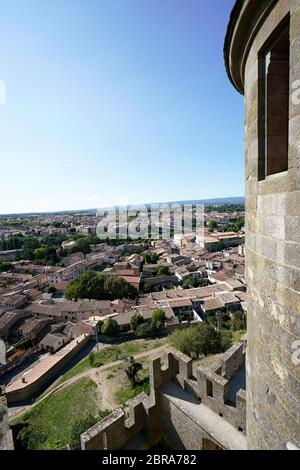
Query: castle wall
243 0 300 449
0 393 14 450
80 344 246 450
160 391 222 450
6 334 90 403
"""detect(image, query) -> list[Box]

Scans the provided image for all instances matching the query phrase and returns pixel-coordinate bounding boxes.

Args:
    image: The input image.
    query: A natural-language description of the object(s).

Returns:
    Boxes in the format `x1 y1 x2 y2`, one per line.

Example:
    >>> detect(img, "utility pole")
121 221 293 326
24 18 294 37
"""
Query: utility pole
94 324 100 351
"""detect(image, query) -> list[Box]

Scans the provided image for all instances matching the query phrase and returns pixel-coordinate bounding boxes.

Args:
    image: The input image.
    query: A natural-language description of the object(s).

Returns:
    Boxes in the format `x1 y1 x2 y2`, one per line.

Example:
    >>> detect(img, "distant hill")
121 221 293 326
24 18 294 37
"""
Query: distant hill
167 197 245 206
0 197 245 217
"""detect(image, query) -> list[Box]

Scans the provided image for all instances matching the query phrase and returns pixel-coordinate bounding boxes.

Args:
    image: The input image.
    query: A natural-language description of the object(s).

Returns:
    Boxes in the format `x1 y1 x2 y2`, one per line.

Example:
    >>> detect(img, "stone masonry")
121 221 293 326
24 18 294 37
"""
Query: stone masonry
80 340 247 450
224 0 300 449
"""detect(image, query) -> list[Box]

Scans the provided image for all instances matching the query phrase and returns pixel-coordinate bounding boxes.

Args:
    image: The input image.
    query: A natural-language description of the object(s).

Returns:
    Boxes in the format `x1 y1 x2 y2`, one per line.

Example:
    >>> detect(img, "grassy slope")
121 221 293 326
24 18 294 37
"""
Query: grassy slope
14 378 98 450
54 338 166 386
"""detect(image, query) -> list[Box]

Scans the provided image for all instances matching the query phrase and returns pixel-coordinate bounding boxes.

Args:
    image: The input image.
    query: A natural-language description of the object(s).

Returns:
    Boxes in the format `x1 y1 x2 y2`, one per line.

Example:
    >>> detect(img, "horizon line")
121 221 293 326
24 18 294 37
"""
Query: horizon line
0 196 245 218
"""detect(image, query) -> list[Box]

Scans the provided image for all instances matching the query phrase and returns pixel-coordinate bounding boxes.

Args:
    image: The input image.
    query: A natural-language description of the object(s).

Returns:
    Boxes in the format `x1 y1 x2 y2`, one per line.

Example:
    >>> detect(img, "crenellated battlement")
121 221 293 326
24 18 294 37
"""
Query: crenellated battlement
81 338 247 450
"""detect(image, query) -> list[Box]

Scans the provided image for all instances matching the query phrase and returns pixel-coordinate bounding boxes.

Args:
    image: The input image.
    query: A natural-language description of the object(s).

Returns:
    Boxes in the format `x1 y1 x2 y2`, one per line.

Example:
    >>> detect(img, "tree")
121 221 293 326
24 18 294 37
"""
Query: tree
230 310 247 331
169 328 195 357
143 253 159 264
169 323 222 358
220 330 233 352
130 313 144 332
182 276 212 289
70 238 91 255
155 266 170 276
207 220 218 232
133 310 166 339
194 323 221 356
47 286 57 294
135 321 158 339
0 261 12 272
151 308 166 329
101 318 120 338
125 356 143 386
64 270 137 301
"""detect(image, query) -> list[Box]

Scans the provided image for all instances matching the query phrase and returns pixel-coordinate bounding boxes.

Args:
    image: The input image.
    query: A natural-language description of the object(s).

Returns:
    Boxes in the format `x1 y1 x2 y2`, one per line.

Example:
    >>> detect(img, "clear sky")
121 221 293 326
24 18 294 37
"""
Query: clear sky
0 0 243 214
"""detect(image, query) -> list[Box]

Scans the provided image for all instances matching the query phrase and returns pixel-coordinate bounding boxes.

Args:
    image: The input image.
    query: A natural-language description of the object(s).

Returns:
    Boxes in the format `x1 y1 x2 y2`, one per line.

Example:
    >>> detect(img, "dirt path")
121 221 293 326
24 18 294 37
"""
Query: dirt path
10 344 167 420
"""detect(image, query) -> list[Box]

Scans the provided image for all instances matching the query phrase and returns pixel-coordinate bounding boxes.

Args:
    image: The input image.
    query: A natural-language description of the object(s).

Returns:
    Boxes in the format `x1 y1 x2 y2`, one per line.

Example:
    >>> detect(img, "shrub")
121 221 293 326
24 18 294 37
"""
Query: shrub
169 323 222 358
135 321 159 339
101 318 120 338
151 308 166 328
125 356 143 386
130 313 144 332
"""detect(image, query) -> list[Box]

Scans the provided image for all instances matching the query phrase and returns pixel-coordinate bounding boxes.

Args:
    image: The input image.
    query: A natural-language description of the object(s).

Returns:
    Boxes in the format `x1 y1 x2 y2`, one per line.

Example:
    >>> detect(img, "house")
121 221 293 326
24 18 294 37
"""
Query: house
0 294 27 315
40 333 66 353
40 333 65 354
48 257 105 286
26 298 132 323
0 311 32 337
16 318 53 343
63 252 84 267
200 298 225 316
114 306 177 332
23 289 43 301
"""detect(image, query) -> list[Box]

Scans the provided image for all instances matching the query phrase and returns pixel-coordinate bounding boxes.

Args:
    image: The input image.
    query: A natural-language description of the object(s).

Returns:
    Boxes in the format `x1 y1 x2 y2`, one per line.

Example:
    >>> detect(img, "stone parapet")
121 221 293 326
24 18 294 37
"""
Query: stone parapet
80 341 246 450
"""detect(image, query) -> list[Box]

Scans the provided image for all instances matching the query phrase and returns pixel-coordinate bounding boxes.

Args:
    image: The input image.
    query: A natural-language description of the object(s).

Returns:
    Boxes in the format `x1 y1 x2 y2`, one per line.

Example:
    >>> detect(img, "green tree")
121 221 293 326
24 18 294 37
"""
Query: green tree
220 330 233 352
135 321 158 339
130 313 144 331
194 323 221 356
207 220 218 232
230 310 247 331
0 262 13 272
182 276 212 289
71 238 91 255
169 328 194 357
101 318 120 338
155 266 170 276
125 356 143 386
143 253 159 264
47 286 57 294
64 271 137 301
151 308 166 329
169 324 222 358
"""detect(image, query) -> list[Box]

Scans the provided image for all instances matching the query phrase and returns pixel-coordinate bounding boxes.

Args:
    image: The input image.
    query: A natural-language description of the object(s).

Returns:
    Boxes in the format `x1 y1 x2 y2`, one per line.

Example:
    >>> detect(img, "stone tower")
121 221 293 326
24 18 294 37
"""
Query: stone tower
224 0 300 449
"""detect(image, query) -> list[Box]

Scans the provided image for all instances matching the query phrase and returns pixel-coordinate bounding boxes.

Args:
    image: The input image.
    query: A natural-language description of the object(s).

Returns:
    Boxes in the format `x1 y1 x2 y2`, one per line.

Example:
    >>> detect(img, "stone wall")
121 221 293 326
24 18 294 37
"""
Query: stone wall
160 393 222 450
80 342 246 450
6 334 90 403
0 391 14 450
243 0 300 450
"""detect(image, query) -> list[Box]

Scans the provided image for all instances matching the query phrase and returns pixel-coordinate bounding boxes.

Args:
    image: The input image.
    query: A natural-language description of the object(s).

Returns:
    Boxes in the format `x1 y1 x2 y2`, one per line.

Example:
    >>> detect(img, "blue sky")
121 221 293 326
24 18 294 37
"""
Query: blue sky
0 0 243 214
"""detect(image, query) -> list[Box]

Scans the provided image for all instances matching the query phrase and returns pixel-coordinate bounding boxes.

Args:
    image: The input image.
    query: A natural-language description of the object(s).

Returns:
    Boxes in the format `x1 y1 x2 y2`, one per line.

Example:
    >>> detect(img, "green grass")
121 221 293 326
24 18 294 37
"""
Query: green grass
232 330 246 342
54 338 167 387
115 378 150 406
13 378 99 450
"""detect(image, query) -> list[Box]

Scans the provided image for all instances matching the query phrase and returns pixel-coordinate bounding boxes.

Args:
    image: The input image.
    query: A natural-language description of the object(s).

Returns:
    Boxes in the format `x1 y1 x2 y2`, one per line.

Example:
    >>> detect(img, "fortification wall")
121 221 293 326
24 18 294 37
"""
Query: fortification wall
81 342 246 450
160 393 222 450
243 0 300 449
6 334 90 403
0 392 14 450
